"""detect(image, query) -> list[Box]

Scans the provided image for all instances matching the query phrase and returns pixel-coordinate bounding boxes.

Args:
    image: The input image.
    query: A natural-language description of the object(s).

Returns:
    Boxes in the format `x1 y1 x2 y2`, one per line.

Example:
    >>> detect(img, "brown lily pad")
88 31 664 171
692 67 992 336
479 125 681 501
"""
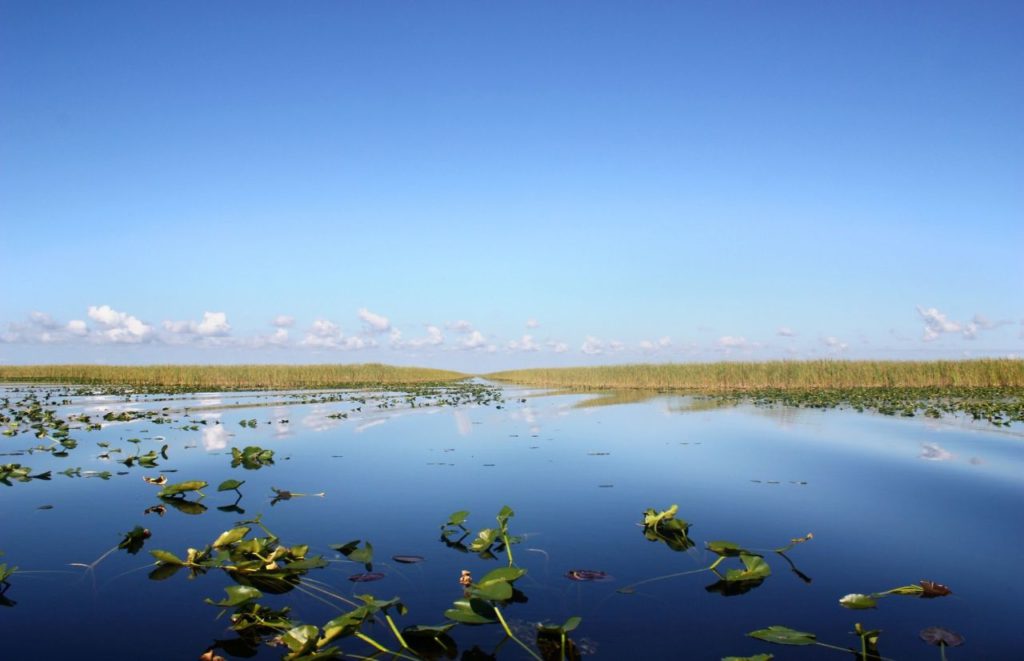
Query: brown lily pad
920 627 964 647
920 580 952 598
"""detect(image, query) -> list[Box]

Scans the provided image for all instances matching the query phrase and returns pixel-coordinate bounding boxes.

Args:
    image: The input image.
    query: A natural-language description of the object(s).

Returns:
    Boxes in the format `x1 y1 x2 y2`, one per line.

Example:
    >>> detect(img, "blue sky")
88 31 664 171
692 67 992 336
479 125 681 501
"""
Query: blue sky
1 1 1021 371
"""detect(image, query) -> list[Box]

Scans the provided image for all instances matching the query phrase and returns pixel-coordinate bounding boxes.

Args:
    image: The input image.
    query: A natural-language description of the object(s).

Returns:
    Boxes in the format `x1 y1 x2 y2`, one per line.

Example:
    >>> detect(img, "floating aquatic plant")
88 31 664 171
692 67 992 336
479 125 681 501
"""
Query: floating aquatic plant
920 627 964 660
231 445 275 469
838 580 953 609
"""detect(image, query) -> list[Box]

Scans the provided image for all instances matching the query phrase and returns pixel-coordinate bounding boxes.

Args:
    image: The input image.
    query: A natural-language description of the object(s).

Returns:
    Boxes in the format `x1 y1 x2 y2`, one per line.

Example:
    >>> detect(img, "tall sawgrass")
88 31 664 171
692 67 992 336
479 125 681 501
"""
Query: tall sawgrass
0 363 467 390
487 360 1024 391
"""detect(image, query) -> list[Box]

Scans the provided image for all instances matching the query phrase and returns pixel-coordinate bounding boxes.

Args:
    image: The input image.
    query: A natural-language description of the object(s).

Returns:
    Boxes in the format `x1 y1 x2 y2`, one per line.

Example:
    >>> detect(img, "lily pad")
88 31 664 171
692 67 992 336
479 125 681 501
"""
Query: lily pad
920 627 965 647
747 625 817 646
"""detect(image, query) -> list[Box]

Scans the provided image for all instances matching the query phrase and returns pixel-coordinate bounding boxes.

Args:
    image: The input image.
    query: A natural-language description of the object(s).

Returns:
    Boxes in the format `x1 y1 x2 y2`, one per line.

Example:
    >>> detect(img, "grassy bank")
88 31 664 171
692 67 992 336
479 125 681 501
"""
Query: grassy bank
487 359 1024 391
0 363 468 390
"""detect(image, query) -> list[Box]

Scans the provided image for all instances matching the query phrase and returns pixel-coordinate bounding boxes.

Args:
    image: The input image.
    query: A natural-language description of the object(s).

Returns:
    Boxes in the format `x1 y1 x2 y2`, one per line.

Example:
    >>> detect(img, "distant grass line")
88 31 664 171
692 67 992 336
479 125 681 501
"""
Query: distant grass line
487 360 1024 391
0 364 468 390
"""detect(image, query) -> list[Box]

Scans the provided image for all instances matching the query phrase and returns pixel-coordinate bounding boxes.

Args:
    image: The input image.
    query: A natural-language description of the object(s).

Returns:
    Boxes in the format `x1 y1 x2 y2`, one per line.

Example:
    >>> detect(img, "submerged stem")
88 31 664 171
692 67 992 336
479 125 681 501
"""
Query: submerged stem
494 605 542 661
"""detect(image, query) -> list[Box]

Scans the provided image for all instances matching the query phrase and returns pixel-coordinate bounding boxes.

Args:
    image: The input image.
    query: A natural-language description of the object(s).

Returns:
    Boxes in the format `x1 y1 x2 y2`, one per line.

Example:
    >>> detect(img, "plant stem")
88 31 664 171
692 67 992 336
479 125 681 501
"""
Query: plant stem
618 566 711 592
385 614 409 649
352 632 420 661
494 606 542 661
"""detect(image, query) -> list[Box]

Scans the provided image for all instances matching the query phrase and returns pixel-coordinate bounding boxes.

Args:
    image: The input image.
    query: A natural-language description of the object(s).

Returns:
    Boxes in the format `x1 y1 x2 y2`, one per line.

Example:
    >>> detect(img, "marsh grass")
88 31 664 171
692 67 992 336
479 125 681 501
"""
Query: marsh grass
488 359 1024 391
0 363 466 390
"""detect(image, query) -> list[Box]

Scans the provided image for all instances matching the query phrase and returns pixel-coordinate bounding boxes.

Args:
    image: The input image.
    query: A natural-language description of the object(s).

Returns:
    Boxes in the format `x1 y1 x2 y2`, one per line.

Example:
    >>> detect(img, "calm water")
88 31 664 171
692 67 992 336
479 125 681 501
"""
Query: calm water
2 384 1021 659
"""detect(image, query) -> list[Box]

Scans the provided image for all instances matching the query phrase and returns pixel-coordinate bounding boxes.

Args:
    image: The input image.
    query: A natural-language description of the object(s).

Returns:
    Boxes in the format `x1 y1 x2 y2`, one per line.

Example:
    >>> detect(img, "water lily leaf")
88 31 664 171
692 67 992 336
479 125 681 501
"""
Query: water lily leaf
281 624 319 655
150 549 184 565
205 585 263 608
747 626 817 646
444 510 470 528
561 616 582 632
347 572 384 582
331 540 373 570
118 526 151 555
471 580 513 601
477 566 526 585
468 527 500 552
708 540 750 557
444 598 497 625
919 580 952 598
839 593 877 609
722 655 773 661
218 479 245 491
212 527 250 549
920 627 964 647
724 554 771 582
157 480 208 498
392 555 424 564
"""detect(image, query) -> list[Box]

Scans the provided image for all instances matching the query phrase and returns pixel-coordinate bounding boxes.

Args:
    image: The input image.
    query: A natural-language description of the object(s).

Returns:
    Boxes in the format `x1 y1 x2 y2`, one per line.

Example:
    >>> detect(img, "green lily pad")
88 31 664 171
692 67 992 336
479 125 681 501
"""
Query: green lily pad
747 625 817 646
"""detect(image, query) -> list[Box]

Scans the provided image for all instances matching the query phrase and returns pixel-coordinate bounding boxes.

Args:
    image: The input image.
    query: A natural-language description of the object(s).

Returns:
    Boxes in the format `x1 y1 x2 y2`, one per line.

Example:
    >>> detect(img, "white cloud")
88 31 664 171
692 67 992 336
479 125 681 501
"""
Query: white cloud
917 306 961 341
446 320 474 333
300 319 373 350
392 324 444 349
917 306 1010 342
526 318 540 329
507 334 540 352
195 312 231 336
87 305 154 343
822 336 849 352
639 336 672 353
581 336 624 355
777 326 796 337
717 336 748 348
66 319 88 336
162 311 231 341
272 315 295 328
358 308 391 333
266 328 289 346
460 330 488 350
29 312 61 329
547 340 569 353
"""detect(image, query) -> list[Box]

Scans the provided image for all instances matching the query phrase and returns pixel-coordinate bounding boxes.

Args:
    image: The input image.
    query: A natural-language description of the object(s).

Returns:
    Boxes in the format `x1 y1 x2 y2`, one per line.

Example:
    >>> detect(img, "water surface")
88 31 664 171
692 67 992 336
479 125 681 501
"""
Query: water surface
1 384 1020 659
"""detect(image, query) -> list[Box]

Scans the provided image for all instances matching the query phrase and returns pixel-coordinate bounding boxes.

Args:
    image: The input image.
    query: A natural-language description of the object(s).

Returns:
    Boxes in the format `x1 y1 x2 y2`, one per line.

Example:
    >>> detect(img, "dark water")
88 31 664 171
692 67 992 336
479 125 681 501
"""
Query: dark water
2 384 1021 659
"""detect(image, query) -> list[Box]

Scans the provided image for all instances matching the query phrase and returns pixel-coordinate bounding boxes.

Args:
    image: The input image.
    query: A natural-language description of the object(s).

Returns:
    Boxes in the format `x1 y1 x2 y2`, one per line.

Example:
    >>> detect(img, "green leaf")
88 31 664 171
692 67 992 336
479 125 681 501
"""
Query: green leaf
205 585 263 607
838 593 878 609
471 580 513 601
724 554 771 582
444 598 497 625
468 527 500 552
445 510 470 527
156 480 208 497
282 624 319 656
217 479 245 491
722 655 774 661
707 540 748 557
561 616 582 632
330 540 374 570
150 549 184 565
747 626 817 646
212 526 250 549
477 566 526 585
